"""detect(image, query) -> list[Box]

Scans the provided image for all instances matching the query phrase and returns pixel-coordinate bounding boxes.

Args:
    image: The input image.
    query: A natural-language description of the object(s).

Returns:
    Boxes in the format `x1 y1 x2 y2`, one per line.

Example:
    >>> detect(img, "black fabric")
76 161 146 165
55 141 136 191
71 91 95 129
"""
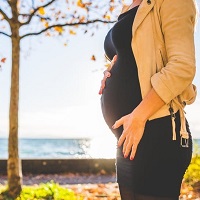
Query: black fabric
101 6 142 139
119 184 178 200
116 112 192 198
101 6 192 198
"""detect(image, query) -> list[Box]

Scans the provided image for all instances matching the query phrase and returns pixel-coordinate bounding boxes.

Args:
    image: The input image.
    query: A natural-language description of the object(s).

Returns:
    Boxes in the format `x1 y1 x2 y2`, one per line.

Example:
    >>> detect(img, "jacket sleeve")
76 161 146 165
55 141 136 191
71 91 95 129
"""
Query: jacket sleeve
150 0 197 104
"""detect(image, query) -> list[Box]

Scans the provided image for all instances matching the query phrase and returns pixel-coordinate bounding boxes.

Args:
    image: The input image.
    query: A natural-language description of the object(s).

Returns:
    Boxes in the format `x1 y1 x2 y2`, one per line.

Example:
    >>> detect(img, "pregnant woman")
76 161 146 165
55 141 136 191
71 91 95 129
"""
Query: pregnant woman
99 0 197 199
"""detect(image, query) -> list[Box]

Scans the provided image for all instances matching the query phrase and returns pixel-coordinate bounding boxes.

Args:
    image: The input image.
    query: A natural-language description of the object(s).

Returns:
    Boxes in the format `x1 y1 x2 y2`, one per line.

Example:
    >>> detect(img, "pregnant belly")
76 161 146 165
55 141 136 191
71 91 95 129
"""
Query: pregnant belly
101 67 142 129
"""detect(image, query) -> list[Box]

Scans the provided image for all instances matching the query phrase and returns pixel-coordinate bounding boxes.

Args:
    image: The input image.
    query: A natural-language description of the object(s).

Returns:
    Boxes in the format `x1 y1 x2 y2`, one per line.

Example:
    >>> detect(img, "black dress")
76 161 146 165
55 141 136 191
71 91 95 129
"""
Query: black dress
101 6 192 198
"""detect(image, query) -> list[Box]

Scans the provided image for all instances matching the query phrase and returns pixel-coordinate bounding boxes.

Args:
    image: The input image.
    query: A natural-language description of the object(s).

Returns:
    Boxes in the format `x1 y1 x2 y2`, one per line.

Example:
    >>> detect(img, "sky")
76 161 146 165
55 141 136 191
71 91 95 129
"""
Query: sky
0 1 200 140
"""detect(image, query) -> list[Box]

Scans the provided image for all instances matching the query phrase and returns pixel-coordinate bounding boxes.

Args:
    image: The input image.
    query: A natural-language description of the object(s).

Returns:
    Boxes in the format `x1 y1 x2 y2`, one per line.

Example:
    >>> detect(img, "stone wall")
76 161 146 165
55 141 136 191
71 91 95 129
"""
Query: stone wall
0 159 115 174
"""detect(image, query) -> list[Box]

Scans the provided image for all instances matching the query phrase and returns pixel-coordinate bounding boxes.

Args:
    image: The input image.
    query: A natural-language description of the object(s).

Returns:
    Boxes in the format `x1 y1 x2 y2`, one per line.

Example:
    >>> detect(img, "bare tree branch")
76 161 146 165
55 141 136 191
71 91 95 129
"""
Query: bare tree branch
20 0 56 26
35 15 51 21
20 19 116 39
0 8 11 23
0 31 11 37
6 0 12 7
19 13 51 21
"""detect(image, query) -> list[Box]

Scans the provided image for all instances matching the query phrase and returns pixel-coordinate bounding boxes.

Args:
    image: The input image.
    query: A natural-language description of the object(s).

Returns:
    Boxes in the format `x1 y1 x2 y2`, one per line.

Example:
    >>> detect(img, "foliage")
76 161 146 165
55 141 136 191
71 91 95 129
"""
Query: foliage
0 0 120 40
184 154 200 185
182 141 200 198
0 181 83 200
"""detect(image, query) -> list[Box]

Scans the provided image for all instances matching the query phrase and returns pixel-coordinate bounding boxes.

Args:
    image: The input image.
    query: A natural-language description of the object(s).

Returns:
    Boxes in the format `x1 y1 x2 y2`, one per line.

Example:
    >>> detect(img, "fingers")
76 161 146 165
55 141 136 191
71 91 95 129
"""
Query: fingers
120 132 138 160
123 138 132 158
118 129 126 147
108 55 117 71
101 78 106 88
119 129 137 159
98 87 102 95
98 83 104 95
116 117 141 160
98 71 110 95
99 55 117 95
113 116 126 147
130 144 138 160
112 117 124 129
113 55 117 62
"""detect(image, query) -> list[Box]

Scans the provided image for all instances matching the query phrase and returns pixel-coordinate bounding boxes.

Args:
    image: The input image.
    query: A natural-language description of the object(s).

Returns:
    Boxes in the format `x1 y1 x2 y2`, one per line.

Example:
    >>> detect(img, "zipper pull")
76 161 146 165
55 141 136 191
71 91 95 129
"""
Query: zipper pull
169 107 176 140
169 107 175 118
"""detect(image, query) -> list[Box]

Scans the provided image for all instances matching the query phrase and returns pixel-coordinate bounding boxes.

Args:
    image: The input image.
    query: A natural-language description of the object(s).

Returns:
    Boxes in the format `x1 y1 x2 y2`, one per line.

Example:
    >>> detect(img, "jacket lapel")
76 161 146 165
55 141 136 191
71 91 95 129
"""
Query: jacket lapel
133 0 155 35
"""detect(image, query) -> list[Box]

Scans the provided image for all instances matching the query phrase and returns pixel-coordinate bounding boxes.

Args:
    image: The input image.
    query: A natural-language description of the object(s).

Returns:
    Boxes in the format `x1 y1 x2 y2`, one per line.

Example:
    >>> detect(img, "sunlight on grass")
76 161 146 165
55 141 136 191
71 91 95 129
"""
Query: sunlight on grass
0 181 83 200
0 185 6 193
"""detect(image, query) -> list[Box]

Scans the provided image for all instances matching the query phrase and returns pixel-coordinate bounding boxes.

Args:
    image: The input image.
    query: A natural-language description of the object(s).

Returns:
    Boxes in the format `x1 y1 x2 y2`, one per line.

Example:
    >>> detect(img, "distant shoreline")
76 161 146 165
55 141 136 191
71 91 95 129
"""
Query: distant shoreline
0 138 199 159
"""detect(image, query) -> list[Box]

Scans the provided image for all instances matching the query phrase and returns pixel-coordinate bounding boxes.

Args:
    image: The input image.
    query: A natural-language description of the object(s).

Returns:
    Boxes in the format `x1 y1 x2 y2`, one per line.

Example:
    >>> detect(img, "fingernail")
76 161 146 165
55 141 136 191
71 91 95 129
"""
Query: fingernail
130 157 133 160
112 125 115 129
124 154 127 158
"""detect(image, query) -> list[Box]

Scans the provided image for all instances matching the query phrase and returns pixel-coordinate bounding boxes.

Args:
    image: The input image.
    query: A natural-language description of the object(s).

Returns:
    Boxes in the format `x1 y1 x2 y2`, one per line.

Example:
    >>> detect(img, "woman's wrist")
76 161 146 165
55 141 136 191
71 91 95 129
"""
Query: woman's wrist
130 107 148 124
131 88 165 123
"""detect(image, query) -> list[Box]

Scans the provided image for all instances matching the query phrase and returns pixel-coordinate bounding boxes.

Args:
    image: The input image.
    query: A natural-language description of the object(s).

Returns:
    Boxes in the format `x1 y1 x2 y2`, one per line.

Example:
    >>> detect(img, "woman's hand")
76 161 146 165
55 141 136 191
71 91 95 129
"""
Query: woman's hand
112 88 165 160
98 55 117 95
112 111 147 160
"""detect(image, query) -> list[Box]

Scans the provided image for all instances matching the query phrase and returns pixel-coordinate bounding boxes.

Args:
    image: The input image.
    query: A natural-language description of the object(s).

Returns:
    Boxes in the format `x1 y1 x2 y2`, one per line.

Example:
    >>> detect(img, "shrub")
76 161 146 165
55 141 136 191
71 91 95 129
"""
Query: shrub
184 155 200 185
0 181 83 200
184 141 200 194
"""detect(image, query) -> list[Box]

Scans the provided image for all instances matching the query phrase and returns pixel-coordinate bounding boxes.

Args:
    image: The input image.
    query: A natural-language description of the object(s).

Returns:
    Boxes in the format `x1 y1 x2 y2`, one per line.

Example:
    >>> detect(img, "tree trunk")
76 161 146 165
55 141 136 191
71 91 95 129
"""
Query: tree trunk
7 19 22 198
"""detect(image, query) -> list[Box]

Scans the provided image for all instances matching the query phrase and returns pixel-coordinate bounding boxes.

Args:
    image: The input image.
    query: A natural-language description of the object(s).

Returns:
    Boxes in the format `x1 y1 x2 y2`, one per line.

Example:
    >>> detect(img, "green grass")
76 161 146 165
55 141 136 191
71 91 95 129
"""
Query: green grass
0 181 83 200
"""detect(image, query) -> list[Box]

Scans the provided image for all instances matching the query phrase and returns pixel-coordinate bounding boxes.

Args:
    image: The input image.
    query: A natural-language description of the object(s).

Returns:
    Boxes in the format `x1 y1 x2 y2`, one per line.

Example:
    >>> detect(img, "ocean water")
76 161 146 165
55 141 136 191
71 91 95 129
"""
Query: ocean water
0 138 199 159
0 138 91 159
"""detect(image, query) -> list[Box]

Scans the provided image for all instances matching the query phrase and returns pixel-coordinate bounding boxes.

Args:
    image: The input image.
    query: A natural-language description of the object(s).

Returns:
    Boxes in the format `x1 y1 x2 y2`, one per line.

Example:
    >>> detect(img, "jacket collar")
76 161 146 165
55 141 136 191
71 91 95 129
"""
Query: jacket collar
133 0 155 35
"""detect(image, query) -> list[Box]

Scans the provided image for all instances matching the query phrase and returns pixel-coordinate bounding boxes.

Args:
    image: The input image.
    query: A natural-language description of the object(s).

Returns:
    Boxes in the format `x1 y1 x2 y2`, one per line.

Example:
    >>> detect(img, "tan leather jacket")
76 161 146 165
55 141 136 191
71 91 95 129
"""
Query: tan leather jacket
120 0 197 142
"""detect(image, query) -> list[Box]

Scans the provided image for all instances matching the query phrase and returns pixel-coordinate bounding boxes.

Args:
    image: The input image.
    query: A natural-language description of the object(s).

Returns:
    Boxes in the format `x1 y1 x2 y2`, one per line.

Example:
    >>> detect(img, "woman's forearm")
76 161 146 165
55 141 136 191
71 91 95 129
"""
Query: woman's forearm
132 88 165 122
